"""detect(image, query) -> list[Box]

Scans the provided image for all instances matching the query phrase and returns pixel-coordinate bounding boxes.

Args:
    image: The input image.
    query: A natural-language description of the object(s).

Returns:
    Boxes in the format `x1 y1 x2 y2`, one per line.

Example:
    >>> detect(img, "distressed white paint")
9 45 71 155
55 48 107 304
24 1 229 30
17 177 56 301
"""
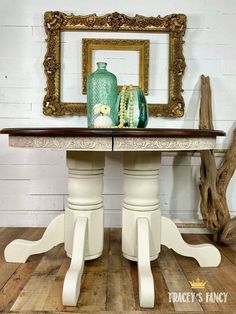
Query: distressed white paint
0 0 236 227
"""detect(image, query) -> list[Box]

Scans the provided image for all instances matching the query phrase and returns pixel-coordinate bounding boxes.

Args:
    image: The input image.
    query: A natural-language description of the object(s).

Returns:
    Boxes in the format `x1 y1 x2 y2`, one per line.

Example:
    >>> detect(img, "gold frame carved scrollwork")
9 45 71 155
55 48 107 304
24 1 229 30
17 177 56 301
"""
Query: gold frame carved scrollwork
82 38 150 95
43 11 186 117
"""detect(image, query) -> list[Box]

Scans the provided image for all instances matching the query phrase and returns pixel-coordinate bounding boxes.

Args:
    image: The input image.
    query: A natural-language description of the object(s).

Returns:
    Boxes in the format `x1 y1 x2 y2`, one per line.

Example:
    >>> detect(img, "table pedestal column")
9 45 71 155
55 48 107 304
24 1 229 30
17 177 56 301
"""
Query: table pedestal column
63 151 105 306
122 152 161 308
122 151 221 308
4 151 105 307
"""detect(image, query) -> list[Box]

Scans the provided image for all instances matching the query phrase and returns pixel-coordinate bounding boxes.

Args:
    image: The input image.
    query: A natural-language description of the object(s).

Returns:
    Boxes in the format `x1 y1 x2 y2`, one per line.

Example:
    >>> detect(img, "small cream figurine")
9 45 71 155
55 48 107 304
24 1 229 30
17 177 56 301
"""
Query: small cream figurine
93 104 113 128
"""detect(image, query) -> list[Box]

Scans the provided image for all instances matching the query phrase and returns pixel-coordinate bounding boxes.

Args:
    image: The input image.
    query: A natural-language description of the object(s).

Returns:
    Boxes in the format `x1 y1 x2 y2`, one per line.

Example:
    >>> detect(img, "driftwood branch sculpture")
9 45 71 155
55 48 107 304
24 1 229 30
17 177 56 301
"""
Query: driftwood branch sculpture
199 75 236 243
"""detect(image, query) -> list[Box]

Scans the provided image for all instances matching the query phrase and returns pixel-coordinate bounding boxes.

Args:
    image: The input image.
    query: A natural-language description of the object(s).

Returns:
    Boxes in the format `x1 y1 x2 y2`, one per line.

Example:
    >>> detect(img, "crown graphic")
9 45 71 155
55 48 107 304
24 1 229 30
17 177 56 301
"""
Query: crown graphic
189 278 207 289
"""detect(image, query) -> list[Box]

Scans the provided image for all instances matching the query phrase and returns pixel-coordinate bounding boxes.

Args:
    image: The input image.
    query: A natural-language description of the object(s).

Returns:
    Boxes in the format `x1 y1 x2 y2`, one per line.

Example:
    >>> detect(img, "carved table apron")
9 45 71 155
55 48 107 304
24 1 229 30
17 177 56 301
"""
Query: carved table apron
0 128 225 308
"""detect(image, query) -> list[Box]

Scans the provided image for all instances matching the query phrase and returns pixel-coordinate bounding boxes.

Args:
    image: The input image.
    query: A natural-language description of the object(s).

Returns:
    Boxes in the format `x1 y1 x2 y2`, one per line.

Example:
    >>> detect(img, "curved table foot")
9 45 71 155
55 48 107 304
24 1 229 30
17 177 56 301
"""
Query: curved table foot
137 218 155 308
4 214 65 263
62 216 87 306
161 216 221 267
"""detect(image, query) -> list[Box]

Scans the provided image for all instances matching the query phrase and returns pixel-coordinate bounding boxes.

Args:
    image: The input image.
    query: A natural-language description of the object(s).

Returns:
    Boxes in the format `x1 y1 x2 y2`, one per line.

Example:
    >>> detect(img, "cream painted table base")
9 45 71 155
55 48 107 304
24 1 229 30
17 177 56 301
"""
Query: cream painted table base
4 150 221 308
2 128 225 309
122 151 221 308
5 151 105 306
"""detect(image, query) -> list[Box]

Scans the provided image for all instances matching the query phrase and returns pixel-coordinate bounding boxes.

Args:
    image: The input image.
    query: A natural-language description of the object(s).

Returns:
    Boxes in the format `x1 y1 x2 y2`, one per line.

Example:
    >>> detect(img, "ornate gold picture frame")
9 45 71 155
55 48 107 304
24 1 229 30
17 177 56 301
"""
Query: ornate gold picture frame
82 38 149 95
43 11 186 117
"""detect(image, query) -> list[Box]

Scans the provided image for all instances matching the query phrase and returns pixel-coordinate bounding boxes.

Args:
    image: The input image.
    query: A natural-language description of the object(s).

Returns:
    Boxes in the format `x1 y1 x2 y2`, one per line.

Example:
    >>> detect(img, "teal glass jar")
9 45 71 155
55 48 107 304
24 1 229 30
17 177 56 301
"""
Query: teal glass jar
87 62 118 128
128 87 149 128
116 87 149 128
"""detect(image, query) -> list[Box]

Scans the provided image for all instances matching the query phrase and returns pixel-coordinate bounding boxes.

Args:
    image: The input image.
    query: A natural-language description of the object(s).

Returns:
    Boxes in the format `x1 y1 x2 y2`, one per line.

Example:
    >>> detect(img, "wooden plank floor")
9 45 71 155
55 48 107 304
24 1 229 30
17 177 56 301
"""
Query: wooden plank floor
1 228 236 313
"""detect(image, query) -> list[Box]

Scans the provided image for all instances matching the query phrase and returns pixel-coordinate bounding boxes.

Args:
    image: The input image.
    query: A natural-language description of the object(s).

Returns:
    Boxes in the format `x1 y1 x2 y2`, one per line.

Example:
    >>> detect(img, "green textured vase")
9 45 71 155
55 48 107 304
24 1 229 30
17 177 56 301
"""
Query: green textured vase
87 62 118 128
116 87 149 128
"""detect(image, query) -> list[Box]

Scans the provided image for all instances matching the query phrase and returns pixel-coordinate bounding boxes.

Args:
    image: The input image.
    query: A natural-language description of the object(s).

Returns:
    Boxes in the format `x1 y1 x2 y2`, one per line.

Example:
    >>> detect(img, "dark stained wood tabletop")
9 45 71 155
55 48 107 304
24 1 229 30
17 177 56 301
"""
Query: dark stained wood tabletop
0 128 226 138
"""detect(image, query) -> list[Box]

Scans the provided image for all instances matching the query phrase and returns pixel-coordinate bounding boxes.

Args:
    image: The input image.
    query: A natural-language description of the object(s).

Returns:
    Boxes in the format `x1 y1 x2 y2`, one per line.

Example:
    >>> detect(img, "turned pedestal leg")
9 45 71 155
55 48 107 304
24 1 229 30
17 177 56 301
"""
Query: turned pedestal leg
122 151 221 308
63 151 105 306
4 151 105 307
122 152 161 308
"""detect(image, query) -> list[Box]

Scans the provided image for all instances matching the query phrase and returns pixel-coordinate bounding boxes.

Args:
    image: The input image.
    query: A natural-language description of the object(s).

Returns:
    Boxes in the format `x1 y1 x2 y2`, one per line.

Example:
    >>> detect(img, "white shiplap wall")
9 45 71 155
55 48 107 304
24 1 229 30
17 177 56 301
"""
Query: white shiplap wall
0 0 236 227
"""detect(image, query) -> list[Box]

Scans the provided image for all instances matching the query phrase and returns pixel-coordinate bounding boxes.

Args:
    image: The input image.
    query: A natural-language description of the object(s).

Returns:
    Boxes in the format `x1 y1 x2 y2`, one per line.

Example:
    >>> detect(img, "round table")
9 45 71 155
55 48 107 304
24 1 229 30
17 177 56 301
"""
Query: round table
0 127 225 308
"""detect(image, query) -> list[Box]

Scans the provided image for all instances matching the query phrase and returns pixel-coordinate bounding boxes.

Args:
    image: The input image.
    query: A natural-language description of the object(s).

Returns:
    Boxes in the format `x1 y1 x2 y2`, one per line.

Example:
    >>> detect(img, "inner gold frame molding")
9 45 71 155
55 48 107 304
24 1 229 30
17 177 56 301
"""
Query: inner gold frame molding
82 38 149 95
43 11 186 117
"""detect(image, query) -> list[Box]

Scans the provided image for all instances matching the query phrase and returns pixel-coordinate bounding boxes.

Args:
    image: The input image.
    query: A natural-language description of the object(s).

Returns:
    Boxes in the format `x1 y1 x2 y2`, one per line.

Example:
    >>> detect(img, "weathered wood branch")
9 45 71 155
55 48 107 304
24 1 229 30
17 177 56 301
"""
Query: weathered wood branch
219 129 236 244
199 75 214 130
217 129 236 195
199 75 236 243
